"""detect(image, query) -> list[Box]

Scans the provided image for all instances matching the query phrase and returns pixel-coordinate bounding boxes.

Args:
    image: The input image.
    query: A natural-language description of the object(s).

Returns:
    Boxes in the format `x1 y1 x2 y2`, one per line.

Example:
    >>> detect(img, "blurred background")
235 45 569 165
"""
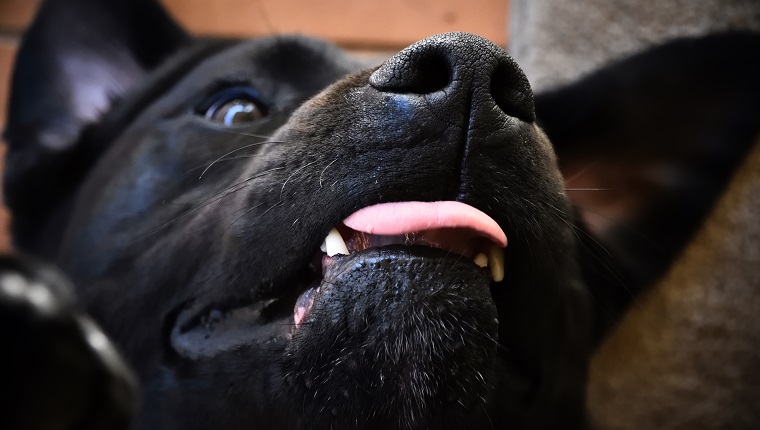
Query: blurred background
0 0 511 252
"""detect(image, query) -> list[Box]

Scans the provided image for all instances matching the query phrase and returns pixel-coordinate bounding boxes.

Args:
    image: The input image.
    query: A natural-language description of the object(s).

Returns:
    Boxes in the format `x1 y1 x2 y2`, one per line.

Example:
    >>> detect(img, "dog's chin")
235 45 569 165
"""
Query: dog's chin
170 244 500 428
286 245 499 428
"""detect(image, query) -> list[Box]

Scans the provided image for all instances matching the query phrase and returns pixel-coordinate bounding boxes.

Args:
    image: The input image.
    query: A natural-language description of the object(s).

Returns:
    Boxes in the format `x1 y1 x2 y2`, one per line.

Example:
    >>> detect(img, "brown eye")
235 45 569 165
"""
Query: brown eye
201 87 267 126
206 98 265 125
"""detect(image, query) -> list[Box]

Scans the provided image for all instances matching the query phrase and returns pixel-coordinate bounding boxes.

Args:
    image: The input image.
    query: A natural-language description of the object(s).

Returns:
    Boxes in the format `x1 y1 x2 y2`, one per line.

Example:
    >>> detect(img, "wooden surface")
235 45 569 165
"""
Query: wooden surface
0 42 14 130
0 0 37 31
0 42 14 252
162 0 508 48
0 0 509 48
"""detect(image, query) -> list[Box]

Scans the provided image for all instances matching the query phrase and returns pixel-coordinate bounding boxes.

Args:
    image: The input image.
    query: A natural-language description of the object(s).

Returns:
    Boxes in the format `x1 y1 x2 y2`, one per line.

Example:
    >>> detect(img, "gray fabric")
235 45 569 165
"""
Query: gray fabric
509 0 760 92
508 1 760 428
588 138 760 429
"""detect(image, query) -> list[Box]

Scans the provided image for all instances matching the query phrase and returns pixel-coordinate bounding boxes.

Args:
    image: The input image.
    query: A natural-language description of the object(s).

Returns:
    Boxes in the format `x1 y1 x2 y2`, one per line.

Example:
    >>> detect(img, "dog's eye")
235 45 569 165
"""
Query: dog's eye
202 88 267 126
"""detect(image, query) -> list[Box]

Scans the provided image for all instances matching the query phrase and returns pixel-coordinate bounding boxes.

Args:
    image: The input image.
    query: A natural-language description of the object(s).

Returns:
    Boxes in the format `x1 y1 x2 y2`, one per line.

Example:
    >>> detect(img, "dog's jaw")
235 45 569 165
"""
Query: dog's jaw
284 246 499 429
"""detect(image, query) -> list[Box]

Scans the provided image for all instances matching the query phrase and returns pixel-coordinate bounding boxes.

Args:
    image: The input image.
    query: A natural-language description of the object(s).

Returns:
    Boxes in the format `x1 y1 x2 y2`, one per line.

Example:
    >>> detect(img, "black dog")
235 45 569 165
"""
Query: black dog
3 0 759 429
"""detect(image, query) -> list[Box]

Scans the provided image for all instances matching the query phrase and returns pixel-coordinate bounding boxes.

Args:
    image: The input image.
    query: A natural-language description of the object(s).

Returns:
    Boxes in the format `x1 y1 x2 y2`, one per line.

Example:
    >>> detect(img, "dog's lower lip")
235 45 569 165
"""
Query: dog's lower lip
176 297 279 334
292 254 344 329
291 245 502 332
170 297 295 359
294 286 318 329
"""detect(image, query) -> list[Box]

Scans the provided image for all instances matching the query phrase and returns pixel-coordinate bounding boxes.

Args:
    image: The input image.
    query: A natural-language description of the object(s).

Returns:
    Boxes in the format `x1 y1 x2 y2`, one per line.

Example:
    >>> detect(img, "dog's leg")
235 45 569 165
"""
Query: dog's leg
0 255 137 429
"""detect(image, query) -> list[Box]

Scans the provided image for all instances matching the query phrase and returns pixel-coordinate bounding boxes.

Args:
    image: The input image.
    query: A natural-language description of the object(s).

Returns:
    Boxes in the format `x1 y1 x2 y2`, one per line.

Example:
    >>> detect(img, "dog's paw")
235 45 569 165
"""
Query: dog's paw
0 255 137 430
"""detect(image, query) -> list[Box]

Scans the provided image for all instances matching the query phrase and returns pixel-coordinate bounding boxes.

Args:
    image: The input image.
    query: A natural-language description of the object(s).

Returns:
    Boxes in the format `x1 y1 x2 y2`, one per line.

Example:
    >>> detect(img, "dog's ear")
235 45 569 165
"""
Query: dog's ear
3 0 189 253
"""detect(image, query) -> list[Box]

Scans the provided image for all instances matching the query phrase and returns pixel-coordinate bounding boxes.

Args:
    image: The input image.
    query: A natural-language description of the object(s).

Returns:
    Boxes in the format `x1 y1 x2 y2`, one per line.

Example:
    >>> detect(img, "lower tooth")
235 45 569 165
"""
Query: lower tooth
488 245 505 282
473 253 488 268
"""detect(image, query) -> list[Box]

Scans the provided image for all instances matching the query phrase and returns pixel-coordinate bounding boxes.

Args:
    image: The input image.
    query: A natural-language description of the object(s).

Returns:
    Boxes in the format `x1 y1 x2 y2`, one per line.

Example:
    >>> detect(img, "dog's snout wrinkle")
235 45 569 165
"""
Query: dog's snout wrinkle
369 32 535 122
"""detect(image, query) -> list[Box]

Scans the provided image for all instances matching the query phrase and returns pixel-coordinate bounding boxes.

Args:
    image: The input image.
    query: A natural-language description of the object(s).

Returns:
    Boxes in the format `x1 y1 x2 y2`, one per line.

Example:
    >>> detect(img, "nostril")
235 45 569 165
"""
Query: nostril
490 63 535 122
371 33 536 122
405 53 451 94
370 51 451 95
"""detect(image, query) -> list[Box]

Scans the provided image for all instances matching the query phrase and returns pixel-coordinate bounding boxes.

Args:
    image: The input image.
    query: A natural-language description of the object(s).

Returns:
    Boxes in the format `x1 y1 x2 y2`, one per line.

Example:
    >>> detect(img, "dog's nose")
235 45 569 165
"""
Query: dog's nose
369 32 535 122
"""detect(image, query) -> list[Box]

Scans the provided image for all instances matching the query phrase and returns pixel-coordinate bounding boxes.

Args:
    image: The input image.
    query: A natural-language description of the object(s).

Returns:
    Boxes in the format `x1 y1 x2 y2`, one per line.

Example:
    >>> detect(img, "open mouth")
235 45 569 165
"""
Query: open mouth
171 201 507 358
296 201 507 327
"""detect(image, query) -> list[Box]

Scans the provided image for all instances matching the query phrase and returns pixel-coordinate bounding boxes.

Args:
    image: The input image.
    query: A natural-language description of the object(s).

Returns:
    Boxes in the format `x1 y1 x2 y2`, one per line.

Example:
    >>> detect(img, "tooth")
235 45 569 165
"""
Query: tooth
473 253 488 268
488 245 505 282
322 228 349 256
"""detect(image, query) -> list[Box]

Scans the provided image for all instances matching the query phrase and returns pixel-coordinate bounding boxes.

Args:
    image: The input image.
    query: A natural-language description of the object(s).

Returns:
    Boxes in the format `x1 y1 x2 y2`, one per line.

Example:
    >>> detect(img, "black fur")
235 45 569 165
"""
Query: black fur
3 0 759 429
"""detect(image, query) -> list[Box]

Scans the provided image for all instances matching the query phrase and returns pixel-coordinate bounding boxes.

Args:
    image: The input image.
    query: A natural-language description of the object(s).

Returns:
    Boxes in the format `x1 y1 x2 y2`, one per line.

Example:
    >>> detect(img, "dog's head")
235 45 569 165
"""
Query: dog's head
4 0 590 428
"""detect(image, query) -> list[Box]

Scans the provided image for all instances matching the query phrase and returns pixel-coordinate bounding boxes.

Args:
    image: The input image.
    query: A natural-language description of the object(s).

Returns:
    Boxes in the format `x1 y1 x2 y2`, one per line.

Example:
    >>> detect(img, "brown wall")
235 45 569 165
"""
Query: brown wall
0 0 510 253
0 41 13 252
0 0 508 47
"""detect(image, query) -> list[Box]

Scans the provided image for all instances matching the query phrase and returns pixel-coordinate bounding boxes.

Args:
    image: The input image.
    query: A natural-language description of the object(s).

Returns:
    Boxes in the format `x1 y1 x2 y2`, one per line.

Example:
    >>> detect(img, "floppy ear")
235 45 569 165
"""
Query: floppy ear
3 0 189 253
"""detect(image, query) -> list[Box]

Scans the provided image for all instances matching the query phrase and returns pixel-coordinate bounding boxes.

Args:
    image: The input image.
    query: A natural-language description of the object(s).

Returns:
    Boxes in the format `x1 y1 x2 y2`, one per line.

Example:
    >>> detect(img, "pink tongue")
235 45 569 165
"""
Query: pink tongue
343 201 507 247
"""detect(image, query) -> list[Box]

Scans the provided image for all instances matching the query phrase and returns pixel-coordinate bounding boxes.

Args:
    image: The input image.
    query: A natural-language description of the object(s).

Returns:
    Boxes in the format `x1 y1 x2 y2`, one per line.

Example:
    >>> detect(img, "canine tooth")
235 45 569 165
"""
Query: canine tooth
488 245 505 282
473 253 488 268
323 228 349 256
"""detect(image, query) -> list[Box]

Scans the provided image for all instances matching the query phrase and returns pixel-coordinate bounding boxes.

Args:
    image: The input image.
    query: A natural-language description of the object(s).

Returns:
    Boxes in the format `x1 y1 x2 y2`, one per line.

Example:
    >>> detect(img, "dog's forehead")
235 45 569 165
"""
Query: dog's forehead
166 35 363 102
95 35 366 145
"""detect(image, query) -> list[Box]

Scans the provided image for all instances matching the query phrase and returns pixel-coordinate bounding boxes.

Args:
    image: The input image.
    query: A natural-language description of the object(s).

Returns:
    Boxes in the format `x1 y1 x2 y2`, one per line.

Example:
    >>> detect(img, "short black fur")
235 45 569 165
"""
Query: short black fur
3 0 758 429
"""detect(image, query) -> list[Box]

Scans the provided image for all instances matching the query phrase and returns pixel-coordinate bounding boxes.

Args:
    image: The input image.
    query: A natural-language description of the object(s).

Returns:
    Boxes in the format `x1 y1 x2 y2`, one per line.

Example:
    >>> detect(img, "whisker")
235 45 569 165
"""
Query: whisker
140 167 284 239
563 162 597 185
213 129 277 139
566 218 612 258
520 198 647 316
280 160 319 199
571 203 663 251
222 201 268 233
537 200 617 259
565 187 616 191
582 239 646 314
319 157 340 188
224 200 283 234
184 153 278 176
174 196 289 237
564 204 650 314
169 166 285 207
252 0 278 35
480 403 496 430
199 139 285 180
140 183 250 240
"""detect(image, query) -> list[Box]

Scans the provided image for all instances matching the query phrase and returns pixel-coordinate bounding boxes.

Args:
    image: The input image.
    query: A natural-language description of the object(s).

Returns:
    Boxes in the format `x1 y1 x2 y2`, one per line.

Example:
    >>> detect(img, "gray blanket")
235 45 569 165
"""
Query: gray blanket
509 1 760 428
